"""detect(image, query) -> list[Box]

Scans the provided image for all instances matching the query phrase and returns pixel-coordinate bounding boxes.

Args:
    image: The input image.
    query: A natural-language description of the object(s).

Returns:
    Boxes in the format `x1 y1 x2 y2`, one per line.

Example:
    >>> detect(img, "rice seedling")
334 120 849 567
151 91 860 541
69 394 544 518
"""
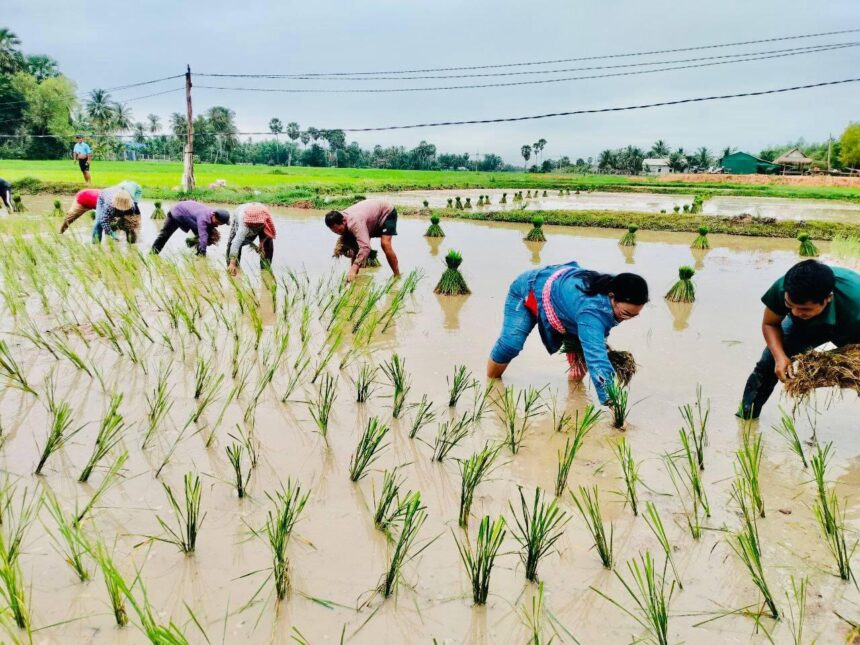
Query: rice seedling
785 576 808 645
811 442 836 535
36 382 84 475
308 373 338 444
592 552 673 645
226 442 251 499
432 413 472 462
373 469 404 532
454 515 506 605
93 542 129 627
571 485 614 569
554 405 601 496
11 195 25 212
155 472 204 555
0 339 36 396
43 489 91 581
434 250 471 296
619 223 638 246
643 502 683 589
349 417 389 482
614 437 640 516
517 581 558 644
80 393 126 483
679 384 709 470
282 353 310 402
663 453 705 540
380 354 411 418
736 426 765 518
0 485 40 566
459 443 501 527
797 232 818 257
551 397 573 434
687 226 710 251
354 363 378 403
378 493 427 598
193 356 215 399
678 428 710 516
190 368 224 425
125 572 203 644
495 385 545 454
151 200 166 219
0 547 29 631
424 214 445 238
729 479 779 619
447 364 473 407
814 487 856 582
49 332 92 376
664 266 696 303
509 487 568 582
265 480 310 600
605 378 629 429
469 380 493 423
76 452 127 525
409 395 436 439
525 216 547 242
831 234 860 262
771 408 808 468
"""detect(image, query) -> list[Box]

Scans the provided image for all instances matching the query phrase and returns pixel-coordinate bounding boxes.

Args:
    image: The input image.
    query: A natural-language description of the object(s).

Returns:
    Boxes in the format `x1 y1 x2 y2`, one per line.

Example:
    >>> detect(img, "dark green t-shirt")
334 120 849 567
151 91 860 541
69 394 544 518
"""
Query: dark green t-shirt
761 265 860 345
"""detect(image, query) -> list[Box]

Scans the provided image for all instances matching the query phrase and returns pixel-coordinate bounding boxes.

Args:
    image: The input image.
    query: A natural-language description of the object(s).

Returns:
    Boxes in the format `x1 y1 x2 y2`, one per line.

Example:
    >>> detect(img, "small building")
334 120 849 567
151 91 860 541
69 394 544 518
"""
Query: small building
720 151 781 175
643 158 671 175
774 147 814 173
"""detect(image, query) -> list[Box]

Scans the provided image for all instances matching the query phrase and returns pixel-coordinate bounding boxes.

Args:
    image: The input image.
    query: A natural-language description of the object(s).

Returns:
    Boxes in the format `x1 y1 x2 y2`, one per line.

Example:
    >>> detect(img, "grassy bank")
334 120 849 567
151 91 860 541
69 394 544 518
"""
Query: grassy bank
3 160 859 202
417 208 860 240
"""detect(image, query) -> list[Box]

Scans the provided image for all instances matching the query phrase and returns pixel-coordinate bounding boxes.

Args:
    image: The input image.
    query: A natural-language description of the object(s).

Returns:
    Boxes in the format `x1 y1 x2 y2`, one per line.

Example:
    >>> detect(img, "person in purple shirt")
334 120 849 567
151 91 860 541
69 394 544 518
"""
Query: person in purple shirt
150 200 230 256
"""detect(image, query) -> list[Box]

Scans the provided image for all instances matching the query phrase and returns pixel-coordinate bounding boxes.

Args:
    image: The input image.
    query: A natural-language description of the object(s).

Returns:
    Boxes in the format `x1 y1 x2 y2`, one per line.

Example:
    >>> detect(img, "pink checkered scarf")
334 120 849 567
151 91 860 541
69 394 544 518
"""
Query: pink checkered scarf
243 203 276 240
541 268 570 334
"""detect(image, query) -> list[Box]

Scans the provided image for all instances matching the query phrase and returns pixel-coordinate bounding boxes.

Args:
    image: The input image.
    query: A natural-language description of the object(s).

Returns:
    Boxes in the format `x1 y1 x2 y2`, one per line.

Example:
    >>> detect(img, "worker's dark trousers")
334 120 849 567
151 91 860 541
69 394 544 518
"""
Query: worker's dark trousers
150 212 180 254
740 318 836 419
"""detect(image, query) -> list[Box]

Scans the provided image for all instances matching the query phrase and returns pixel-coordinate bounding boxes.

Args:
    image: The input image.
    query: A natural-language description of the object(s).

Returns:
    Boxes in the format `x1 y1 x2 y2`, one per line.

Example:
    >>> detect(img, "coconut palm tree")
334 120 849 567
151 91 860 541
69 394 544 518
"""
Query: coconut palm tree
668 148 688 172
521 144 532 171
26 55 59 81
133 122 146 144
649 139 670 157
269 117 283 163
86 89 115 132
0 28 23 73
112 103 133 135
693 146 713 170
169 112 186 138
597 149 616 173
286 121 300 165
299 131 310 148
147 113 161 135
533 138 547 166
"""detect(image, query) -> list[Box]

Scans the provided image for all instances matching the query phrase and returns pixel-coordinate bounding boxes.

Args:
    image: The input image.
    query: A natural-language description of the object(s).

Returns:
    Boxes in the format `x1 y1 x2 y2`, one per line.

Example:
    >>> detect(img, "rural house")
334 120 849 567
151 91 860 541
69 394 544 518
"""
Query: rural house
643 158 671 175
719 151 781 174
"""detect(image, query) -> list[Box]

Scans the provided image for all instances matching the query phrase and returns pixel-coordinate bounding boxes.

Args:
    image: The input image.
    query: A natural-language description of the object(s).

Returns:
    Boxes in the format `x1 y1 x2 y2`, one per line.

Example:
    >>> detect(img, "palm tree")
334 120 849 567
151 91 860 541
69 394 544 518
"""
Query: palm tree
299 131 310 148
693 146 713 170
133 122 146 144
206 106 238 162
268 118 283 137
26 55 59 81
86 89 115 132
521 144 532 171
286 121 300 165
597 149 616 173
169 112 187 138
649 139 670 157
0 28 23 73
720 146 736 161
112 103 133 135
668 148 688 172
147 113 161 135
533 138 547 166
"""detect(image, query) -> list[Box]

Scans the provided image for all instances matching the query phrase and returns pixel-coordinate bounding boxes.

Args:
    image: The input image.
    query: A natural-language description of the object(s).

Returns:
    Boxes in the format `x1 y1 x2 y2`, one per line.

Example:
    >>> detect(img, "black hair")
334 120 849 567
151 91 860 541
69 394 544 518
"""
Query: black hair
325 211 344 228
784 259 835 304
577 270 649 305
213 208 230 225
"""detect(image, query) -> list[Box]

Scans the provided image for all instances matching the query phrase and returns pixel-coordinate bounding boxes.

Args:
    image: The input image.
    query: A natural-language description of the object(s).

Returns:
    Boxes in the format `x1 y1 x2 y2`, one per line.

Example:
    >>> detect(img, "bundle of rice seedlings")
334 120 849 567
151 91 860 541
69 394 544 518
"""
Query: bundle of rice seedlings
379 493 427 598
446 198 453 208
424 215 445 238
526 190 532 198
364 250 381 268
500 193 507 204
784 344 860 400
682 204 690 213
570 486 614 569
690 226 710 249
484 194 491 205
673 205 680 213
151 200 166 219
559 337 637 384
509 487 568 582
797 232 818 257
619 224 638 246
11 195 25 212
477 196 484 206
542 190 548 197
455 197 463 210
664 266 695 303
349 417 389 481
524 216 546 242
454 515 506 605
464 197 472 209
422 199 429 208
51 199 64 217
459 443 501 527
614 437 640 515
434 250 471 296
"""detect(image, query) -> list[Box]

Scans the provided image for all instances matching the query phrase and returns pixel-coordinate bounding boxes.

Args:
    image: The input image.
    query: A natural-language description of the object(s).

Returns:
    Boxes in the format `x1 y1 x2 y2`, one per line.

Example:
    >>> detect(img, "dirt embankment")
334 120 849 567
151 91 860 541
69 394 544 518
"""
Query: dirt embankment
659 173 860 187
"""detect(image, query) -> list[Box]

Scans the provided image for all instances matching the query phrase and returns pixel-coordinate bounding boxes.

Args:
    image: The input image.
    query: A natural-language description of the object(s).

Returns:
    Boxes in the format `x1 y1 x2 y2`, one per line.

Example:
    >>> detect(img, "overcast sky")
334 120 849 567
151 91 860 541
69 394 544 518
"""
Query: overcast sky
7 0 860 164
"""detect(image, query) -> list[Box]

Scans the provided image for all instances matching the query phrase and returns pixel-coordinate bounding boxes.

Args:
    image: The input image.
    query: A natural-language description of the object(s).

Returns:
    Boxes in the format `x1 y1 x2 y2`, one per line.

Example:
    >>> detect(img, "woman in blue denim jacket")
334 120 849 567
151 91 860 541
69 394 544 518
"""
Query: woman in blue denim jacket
487 261 649 404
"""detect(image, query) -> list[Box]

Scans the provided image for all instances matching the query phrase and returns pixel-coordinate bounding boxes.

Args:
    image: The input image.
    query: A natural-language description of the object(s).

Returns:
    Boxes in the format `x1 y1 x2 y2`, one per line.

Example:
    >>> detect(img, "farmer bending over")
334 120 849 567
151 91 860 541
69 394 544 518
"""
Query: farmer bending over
739 259 860 419
60 188 100 232
325 198 399 282
487 262 649 405
0 177 13 214
227 202 276 276
151 200 230 256
92 187 138 244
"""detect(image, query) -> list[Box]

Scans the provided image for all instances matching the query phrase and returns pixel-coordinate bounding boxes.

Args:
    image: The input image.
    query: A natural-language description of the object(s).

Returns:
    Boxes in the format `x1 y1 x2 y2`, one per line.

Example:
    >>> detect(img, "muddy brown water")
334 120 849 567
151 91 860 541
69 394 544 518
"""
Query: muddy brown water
3 195 859 644
368 188 860 223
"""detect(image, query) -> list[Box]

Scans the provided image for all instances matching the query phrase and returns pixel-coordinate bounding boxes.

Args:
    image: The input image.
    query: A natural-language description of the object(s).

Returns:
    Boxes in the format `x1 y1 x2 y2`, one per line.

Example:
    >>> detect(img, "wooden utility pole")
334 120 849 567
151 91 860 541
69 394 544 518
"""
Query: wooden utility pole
827 133 832 171
182 65 195 192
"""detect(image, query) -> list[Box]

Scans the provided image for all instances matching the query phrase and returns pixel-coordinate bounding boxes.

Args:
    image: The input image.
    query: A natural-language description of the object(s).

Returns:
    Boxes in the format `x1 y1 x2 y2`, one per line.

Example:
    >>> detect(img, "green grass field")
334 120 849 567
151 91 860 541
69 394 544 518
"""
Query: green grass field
3 160 859 204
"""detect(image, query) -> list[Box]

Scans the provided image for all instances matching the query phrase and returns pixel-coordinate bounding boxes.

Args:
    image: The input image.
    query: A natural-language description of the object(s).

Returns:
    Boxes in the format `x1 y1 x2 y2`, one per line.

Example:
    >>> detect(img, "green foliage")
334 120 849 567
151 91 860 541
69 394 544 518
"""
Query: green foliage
797 232 819 257
454 516 506 605
619 223 638 246
509 487 568 582
665 266 696 303
841 122 860 168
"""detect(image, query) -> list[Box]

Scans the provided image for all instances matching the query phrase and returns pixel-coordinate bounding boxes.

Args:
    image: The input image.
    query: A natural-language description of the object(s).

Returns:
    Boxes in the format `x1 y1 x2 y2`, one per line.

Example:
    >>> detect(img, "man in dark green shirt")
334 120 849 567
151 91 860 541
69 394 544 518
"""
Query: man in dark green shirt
740 259 860 418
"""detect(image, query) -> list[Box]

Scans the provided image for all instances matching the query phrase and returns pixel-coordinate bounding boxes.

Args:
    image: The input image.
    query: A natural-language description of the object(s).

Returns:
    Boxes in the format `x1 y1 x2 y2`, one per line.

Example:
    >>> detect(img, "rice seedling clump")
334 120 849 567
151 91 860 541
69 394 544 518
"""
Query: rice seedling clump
525 216 547 242
424 214 445 238
784 344 860 399
151 200 166 219
797 232 818 257
619 224 638 246
691 225 710 249
665 266 696 303
51 199 64 217
434 250 471 296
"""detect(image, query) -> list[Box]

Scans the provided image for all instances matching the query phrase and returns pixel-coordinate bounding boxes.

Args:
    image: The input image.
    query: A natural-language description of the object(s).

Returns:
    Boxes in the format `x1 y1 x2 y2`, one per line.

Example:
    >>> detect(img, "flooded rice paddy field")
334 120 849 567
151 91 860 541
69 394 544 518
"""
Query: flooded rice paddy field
369 188 860 223
1 195 859 644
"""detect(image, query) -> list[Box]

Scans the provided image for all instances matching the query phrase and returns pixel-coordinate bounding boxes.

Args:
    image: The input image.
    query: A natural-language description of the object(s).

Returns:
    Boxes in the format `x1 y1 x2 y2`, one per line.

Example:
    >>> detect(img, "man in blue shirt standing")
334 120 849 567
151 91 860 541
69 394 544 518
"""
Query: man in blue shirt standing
72 134 92 185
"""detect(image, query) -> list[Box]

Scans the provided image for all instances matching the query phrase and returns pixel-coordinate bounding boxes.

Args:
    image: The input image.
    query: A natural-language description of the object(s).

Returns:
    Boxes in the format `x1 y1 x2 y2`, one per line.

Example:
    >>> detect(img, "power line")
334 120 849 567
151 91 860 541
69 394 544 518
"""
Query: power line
196 27 860 77
194 44 859 94
195 42 855 81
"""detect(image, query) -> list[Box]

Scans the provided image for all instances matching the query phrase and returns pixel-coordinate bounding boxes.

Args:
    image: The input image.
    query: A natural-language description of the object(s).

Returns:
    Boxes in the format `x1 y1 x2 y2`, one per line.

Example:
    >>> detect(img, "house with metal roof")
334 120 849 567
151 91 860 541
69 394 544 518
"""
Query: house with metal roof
643 158 671 175
719 151 781 175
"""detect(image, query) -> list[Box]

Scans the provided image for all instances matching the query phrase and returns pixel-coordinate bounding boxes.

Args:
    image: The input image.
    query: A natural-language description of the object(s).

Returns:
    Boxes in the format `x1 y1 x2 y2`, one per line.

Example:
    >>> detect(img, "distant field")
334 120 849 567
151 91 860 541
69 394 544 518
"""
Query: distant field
2 160 858 202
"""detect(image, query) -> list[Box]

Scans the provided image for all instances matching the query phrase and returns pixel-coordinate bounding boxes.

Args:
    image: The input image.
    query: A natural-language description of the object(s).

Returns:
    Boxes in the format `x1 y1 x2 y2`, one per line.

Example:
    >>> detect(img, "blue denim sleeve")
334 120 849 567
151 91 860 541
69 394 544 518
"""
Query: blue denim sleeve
577 310 615 403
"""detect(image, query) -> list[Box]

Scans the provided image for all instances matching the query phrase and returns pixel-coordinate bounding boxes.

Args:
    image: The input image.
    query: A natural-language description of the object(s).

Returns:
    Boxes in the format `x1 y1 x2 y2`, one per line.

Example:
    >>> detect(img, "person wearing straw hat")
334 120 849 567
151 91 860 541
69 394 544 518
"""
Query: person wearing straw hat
92 186 139 244
60 188 100 232
739 259 860 419
150 200 230 257
226 202 276 276
72 135 93 185
111 180 143 241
